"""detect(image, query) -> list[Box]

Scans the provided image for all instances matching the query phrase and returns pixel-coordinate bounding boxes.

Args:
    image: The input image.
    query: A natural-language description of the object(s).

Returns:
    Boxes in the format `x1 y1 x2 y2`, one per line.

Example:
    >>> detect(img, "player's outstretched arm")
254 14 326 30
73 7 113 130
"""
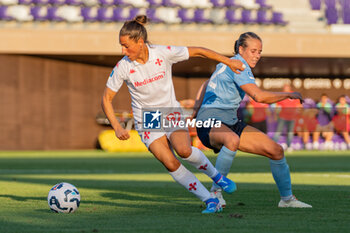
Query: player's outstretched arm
188 47 245 74
101 87 130 140
241 83 303 104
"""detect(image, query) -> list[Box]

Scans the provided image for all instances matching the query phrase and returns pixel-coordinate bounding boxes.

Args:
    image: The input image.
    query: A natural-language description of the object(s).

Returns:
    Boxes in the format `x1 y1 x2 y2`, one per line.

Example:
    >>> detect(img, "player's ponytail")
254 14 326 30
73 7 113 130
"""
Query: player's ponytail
234 32 262 55
234 39 240 54
120 15 149 43
134 15 148 26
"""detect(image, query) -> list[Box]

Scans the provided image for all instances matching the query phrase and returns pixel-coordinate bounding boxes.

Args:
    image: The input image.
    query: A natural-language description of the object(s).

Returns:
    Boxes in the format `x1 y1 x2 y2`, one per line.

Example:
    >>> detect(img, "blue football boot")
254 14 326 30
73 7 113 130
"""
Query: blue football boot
202 198 222 214
213 173 237 194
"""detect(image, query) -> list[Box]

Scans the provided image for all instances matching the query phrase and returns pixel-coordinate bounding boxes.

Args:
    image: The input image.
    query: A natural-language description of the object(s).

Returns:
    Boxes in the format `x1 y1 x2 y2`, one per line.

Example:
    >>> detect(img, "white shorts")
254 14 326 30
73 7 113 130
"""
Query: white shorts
134 109 189 148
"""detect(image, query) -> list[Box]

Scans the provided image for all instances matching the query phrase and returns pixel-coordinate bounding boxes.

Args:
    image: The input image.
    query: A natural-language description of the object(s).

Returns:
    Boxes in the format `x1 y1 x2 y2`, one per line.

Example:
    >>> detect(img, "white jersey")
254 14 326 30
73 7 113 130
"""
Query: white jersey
106 44 189 123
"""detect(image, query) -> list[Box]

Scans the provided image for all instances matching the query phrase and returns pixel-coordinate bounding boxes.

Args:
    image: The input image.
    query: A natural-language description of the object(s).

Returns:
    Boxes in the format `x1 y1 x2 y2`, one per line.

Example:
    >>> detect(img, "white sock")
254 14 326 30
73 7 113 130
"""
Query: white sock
182 146 218 178
169 164 211 202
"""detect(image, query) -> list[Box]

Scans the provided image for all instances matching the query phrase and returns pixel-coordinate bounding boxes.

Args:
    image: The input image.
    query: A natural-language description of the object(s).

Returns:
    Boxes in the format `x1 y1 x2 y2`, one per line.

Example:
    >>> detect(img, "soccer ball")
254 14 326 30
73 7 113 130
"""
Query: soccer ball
48 182 81 213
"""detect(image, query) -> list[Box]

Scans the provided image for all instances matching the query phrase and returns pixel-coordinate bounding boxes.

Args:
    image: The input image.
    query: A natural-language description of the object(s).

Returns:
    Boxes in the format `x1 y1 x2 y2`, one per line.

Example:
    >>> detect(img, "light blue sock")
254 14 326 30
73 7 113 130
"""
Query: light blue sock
211 146 236 191
269 157 293 199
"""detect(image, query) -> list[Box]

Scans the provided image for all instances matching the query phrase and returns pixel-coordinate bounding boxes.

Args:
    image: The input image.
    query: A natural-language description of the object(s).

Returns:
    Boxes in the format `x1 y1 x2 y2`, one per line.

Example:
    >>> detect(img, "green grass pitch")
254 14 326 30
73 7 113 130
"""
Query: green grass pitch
0 150 349 233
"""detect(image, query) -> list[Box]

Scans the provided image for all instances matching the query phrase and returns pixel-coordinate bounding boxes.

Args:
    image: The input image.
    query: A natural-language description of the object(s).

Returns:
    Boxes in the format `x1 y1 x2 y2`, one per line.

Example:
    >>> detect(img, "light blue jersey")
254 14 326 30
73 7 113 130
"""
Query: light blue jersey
197 54 256 125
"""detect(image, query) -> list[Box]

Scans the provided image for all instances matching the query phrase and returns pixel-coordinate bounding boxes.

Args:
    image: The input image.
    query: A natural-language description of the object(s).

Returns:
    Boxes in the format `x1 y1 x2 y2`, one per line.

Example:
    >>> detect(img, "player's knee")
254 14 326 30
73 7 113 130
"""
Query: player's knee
163 158 181 172
175 146 192 158
270 144 284 160
223 134 240 151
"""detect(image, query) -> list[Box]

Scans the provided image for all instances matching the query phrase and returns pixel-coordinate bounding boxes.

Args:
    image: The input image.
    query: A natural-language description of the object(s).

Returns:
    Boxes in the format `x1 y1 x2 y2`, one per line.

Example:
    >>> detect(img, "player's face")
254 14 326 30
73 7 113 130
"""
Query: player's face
239 38 262 68
119 36 143 61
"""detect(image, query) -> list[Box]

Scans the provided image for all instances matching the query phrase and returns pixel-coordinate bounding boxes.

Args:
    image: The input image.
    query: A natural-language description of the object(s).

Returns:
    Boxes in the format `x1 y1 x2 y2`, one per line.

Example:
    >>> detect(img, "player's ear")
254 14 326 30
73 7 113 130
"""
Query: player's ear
239 46 244 55
138 38 144 46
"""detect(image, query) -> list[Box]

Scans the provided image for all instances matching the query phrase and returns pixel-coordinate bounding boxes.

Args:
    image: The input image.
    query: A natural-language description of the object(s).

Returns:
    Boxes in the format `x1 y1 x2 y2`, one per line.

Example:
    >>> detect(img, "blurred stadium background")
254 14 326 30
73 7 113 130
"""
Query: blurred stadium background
1 0 350 151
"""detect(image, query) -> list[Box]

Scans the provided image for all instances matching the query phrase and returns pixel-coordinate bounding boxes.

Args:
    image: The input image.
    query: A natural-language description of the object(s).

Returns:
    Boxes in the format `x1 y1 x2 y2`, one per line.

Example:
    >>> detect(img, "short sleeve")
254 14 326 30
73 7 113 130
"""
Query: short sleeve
160 45 189 64
106 64 125 92
227 65 256 87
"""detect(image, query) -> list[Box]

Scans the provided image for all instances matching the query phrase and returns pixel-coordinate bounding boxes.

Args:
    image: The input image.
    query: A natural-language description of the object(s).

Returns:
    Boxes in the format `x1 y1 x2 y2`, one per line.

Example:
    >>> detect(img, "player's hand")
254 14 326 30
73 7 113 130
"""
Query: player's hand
115 128 130 140
289 92 304 104
228 59 246 74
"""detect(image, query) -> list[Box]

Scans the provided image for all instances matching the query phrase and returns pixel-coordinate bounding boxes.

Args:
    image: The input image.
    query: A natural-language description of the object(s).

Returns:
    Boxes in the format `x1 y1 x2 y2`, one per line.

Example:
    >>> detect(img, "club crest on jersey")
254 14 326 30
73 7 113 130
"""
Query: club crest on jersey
143 110 162 129
155 58 163 66
248 71 255 80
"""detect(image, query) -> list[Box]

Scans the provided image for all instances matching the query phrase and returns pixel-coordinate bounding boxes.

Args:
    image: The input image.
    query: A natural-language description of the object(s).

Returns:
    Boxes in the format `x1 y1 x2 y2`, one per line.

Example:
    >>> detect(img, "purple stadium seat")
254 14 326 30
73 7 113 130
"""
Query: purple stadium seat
31 6 49 21
211 0 225 8
342 0 350 9
47 7 64 21
146 8 163 23
177 8 195 23
147 0 162 6
225 0 241 8
113 7 130 21
272 12 287 25
97 7 114 22
194 9 212 23
241 9 255 24
162 0 178 7
325 0 336 8
0 6 12 20
65 0 82 5
99 0 114 6
113 8 144 21
309 0 321 10
115 0 131 6
343 8 350 24
49 0 66 5
225 9 240 24
129 8 143 19
325 7 338 24
256 10 272 24
32 0 50 4
81 7 98 21
18 0 33 4
256 0 272 9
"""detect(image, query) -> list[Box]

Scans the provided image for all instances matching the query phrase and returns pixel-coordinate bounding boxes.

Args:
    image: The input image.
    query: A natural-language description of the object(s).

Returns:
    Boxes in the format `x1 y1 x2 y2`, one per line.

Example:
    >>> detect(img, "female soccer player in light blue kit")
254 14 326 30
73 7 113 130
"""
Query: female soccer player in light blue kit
195 32 312 208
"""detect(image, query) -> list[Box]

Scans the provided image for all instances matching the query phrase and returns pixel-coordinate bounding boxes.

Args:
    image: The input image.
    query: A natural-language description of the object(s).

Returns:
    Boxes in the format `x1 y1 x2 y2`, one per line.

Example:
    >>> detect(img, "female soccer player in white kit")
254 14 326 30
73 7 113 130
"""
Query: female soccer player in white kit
101 15 245 213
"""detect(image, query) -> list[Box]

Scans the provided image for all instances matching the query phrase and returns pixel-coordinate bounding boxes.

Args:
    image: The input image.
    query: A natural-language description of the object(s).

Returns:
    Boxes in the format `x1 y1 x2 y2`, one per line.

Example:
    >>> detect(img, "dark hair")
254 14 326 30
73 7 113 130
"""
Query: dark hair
234 32 262 54
119 15 149 43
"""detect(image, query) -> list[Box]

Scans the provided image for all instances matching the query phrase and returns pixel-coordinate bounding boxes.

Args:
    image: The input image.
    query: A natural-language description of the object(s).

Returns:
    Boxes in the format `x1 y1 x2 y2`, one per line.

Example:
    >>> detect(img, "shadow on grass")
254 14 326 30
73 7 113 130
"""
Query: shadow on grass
0 179 349 233
0 154 350 175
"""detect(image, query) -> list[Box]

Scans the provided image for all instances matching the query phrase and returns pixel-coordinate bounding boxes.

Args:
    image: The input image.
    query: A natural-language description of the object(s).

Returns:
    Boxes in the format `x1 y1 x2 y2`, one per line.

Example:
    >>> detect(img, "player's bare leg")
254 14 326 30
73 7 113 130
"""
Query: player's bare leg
238 125 312 208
